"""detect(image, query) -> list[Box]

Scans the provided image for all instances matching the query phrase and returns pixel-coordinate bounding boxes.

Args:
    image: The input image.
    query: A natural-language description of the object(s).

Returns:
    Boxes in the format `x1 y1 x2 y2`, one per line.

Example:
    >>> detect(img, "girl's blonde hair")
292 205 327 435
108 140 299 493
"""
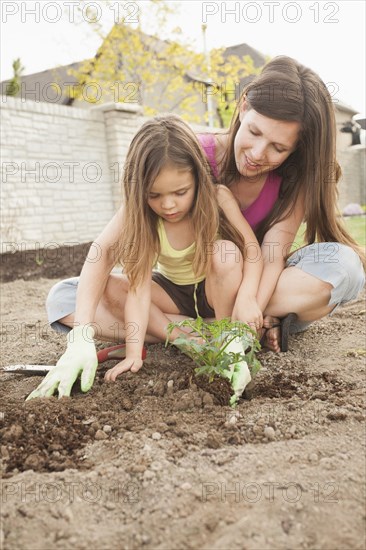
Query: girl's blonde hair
219 56 365 265
118 114 244 288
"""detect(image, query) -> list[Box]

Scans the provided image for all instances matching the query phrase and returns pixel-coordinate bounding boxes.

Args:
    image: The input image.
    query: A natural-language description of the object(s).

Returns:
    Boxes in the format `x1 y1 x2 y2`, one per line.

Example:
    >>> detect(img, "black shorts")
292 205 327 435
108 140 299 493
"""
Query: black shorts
152 272 215 318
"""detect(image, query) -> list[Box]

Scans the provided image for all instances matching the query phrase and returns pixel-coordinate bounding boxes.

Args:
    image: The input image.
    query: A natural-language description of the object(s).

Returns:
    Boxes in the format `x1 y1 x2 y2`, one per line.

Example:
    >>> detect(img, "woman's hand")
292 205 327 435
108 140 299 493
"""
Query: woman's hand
104 356 144 382
232 296 263 334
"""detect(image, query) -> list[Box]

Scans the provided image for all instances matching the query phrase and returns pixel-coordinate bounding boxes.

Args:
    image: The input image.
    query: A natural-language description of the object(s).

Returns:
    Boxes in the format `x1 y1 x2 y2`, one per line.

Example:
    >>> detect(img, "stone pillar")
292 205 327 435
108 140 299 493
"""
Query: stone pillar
337 145 366 209
92 102 144 210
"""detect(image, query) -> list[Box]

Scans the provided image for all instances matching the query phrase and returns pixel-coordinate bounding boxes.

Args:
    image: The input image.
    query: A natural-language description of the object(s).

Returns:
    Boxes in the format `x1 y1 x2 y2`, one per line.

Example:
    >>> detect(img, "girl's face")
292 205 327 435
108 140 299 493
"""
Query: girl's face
147 164 196 223
234 102 301 179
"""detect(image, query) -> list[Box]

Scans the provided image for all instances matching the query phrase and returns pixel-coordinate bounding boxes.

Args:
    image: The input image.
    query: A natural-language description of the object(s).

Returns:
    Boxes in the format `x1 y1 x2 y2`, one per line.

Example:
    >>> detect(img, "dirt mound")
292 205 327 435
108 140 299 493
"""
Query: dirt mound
1 349 234 475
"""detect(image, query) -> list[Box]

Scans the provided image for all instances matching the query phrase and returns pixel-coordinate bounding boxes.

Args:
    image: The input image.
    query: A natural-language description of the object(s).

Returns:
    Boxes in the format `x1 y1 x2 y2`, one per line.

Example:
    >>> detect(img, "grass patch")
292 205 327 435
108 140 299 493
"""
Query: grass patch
344 216 366 247
291 215 366 251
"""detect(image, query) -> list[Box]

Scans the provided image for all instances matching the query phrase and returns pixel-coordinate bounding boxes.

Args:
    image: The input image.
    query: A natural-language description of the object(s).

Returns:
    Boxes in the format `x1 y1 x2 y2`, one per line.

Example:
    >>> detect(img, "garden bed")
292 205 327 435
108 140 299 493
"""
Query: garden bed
1 262 365 549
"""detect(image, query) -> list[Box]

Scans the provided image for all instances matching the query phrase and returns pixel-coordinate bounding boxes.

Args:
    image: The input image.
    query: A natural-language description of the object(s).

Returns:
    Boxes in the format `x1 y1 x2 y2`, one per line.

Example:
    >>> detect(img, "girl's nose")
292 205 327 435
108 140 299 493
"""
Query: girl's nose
161 196 175 210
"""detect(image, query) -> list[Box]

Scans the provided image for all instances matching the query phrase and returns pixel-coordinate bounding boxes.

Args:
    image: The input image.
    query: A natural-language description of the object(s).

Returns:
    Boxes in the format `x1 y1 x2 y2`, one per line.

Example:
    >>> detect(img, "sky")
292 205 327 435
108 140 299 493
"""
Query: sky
1 0 365 114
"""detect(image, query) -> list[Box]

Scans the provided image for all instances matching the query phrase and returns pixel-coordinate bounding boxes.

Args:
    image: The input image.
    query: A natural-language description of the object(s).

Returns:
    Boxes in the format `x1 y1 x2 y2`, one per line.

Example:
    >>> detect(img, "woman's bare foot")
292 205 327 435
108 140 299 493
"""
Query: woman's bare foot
260 315 281 353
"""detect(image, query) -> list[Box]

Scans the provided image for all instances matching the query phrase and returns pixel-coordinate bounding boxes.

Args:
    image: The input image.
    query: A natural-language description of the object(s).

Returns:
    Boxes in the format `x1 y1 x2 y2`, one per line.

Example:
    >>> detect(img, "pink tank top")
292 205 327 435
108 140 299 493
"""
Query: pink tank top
198 133 282 229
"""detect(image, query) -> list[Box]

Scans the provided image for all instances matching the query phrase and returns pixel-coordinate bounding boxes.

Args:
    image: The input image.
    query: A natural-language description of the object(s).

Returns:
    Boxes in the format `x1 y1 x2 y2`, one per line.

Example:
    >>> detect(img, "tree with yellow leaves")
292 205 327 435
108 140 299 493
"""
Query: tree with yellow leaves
68 0 261 126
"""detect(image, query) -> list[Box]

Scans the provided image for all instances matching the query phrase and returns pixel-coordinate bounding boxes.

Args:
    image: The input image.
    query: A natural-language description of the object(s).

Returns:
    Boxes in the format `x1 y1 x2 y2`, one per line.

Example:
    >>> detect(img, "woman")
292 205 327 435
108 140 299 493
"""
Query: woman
198 55 365 352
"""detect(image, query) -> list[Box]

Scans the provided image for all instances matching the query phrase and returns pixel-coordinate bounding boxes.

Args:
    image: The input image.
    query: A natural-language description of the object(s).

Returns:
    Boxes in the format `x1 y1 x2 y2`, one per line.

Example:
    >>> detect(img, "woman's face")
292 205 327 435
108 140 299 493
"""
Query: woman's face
234 102 301 180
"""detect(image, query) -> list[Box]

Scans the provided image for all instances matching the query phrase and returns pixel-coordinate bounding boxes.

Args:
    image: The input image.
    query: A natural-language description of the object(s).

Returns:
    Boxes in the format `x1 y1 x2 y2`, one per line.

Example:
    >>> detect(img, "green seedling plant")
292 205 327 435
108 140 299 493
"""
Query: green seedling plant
35 252 44 266
165 315 261 406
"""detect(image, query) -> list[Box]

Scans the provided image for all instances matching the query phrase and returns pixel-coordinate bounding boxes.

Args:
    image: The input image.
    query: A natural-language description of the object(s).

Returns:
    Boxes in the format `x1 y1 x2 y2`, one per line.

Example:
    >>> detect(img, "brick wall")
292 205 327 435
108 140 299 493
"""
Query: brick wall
1 96 364 252
0 97 144 251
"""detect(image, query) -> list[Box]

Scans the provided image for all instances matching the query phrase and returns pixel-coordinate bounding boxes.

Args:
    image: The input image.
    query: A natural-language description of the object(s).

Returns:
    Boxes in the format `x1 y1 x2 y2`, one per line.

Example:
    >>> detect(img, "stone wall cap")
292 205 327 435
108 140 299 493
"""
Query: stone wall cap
92 102 143 114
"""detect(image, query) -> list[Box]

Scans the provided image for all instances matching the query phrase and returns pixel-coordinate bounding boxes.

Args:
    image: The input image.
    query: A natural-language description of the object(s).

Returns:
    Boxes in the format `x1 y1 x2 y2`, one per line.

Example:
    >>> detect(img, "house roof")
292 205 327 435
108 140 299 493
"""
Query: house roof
223 42 266 67
0 61 84 105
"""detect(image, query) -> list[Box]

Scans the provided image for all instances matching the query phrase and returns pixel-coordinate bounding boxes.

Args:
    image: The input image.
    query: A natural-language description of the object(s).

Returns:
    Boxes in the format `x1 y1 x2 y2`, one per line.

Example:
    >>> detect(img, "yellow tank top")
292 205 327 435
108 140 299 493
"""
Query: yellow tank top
155 218 205 285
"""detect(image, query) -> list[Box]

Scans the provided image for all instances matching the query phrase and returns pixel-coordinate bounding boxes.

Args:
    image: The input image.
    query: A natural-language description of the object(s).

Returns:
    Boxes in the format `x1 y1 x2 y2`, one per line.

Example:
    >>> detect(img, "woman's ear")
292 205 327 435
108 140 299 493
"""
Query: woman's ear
239 98 249 122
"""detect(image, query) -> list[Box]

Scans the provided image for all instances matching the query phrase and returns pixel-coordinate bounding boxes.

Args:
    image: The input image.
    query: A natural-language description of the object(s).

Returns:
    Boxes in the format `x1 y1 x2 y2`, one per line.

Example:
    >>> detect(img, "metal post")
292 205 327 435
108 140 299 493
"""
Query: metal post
202 24 214 128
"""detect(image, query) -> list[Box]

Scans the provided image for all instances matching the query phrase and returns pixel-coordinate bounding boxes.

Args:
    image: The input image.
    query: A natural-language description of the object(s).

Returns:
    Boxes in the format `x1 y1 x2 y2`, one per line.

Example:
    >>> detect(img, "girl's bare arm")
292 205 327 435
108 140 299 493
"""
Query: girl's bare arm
124 275 152 360
73 207 125 326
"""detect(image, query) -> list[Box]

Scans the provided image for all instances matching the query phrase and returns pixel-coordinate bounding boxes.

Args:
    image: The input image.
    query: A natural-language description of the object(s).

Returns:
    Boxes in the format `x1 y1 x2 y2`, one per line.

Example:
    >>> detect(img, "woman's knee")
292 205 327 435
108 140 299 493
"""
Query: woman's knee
336 245 365 296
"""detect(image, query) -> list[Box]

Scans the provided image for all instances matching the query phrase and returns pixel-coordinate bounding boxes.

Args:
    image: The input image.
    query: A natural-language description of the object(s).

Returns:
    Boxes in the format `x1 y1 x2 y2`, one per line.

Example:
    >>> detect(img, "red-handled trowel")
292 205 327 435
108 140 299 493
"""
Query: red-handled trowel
1 344 147 375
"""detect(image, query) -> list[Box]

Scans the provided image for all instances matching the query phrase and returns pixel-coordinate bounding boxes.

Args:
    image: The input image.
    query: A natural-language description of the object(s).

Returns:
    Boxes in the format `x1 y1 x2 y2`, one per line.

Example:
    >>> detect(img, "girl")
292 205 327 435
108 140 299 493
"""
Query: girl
27 114 263 399
198 56 365 352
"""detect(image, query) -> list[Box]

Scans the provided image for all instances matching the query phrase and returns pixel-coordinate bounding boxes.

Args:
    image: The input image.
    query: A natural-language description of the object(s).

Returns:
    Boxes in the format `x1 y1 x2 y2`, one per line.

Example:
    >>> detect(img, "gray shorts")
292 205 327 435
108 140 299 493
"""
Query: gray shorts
286 242 365 333
46 243 365 334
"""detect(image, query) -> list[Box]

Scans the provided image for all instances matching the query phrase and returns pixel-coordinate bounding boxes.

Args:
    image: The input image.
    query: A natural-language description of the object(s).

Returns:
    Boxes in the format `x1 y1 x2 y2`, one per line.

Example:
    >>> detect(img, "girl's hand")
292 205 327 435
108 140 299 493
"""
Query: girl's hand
104 357 144 382
186 334 205 346
26 325 98 400
232 297 263 334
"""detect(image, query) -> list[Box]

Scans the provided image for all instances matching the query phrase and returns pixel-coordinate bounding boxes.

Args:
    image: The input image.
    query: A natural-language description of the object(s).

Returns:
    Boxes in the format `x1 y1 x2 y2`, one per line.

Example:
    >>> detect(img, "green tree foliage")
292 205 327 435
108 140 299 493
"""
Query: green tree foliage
6 58 25 97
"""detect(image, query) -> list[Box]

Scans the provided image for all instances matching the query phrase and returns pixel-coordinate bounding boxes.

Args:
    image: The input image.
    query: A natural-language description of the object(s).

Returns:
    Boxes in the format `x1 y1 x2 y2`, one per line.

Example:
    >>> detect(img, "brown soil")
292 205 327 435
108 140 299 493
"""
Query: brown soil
0 242 91 282
1 255 366 550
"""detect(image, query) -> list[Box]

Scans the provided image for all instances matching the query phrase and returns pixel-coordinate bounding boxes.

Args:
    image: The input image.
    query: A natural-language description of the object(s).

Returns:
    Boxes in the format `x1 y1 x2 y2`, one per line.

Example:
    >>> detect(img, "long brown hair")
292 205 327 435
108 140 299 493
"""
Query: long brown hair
118 114 245 289
219 56 365 264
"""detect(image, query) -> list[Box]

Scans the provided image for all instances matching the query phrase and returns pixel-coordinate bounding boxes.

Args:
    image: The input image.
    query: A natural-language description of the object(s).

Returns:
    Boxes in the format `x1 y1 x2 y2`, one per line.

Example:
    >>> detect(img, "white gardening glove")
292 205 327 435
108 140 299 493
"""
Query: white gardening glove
221 332 252 406
26 325 98 400
230 360 252 406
